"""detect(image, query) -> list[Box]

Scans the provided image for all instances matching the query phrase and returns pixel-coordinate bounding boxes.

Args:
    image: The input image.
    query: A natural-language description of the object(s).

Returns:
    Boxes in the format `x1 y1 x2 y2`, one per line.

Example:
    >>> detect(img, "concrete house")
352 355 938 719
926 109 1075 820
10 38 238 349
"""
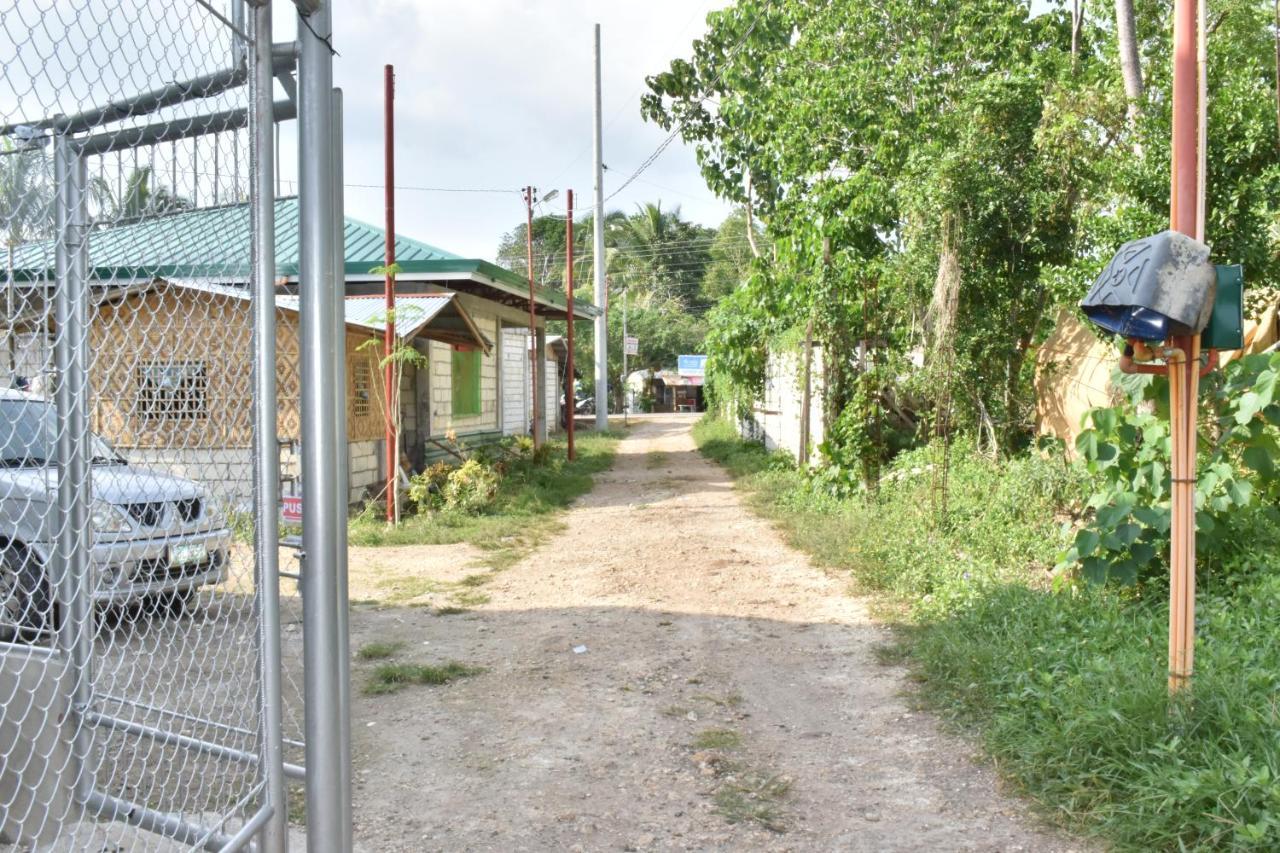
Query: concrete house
6 198 596 505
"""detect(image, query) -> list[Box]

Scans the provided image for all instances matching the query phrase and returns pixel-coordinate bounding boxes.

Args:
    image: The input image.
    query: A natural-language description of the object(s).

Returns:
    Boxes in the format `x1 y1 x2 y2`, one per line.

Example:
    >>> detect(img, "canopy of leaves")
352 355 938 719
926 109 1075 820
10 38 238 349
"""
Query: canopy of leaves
643 0 1280 463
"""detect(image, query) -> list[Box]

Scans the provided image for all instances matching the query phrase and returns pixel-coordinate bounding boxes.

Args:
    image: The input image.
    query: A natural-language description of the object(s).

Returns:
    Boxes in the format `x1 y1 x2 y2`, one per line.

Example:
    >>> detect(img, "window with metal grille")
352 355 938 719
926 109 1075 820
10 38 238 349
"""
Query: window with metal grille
451 346 481 416
353 359 372 418
136 361 207 420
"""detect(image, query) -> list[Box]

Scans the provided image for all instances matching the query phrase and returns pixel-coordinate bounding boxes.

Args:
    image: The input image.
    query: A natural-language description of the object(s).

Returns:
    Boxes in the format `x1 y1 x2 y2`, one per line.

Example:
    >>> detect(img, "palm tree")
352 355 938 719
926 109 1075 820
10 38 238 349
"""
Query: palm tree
0 138 52 247
1115 0 1144 132
90 166 191 224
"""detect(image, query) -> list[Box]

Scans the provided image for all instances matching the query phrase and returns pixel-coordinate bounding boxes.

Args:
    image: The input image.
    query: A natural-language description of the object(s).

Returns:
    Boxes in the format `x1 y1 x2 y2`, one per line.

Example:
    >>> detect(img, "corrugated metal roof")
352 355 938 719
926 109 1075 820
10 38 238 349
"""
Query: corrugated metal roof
9 198 599 320
10 197 458 280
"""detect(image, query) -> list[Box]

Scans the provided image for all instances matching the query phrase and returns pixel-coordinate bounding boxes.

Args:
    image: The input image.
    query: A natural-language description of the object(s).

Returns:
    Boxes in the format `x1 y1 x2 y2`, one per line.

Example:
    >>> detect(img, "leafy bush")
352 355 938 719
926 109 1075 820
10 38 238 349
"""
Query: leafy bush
442 459 500 514
1063 353 1280 586
407 461 452 512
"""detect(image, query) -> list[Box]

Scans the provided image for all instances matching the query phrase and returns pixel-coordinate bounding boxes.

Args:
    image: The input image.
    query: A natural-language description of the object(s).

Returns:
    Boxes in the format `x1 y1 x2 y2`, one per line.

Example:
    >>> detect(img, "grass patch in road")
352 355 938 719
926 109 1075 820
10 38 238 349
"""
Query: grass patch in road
646 450 666 468
355 641 403 661
349 433 620 574
434 605 470 616
457 572 491 588
713 771 792 832
450 590 490 607
364 661 484 695
692 727 743 750
375 575 444 607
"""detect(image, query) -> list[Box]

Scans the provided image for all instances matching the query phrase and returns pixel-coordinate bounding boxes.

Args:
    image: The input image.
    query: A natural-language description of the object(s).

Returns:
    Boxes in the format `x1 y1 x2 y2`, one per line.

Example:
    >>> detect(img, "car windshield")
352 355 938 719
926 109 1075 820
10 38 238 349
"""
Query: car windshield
0 398 123 467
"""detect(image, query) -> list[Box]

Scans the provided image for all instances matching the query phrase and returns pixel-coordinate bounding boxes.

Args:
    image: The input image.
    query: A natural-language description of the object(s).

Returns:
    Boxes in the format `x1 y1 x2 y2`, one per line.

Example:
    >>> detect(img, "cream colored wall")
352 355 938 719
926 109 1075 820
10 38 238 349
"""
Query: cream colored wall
427 310 501 435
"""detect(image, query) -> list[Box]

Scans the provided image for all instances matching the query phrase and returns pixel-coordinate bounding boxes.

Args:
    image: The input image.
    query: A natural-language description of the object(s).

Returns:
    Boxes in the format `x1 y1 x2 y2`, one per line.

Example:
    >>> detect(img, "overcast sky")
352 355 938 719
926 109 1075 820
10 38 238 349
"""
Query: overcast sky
313 1 736 261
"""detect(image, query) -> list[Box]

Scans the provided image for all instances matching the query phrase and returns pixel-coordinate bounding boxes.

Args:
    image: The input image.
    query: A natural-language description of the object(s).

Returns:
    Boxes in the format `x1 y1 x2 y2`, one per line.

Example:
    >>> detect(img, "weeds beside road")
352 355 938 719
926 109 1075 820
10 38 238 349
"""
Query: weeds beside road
694 416 1280 852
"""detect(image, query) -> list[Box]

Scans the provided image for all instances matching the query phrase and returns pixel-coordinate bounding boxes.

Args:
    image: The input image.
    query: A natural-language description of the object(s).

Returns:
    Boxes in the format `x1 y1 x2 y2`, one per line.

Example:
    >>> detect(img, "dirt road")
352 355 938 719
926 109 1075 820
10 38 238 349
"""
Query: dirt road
348 414 1081 852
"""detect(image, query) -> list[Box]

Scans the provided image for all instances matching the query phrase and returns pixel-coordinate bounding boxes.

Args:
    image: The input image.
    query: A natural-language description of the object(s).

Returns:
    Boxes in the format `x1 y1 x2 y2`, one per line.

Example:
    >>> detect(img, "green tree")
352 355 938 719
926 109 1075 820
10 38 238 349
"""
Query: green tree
0 139 51 247
90 166 191 223
701 208 761 302
642 0 1280 471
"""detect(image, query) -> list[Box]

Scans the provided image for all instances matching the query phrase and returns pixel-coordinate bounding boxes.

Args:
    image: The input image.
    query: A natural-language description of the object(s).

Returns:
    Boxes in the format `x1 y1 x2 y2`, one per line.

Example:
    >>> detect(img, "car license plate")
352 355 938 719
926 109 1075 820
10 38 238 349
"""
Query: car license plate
169 543 208 567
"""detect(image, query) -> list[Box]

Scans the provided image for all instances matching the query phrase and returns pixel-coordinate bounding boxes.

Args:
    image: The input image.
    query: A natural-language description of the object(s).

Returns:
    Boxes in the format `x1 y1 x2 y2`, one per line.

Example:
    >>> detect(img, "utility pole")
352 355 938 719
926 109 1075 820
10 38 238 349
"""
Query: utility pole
524 186 542 448
592 23 608 430
383 63 396 523
565 190 576 460
1166 0 1206 694
621 286 628 427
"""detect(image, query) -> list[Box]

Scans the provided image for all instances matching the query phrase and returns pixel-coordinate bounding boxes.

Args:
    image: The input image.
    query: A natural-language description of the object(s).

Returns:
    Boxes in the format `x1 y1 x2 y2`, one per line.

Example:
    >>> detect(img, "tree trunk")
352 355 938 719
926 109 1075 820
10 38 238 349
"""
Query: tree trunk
1116 0 1145 133
1071 0 1085 71
742 170 757 256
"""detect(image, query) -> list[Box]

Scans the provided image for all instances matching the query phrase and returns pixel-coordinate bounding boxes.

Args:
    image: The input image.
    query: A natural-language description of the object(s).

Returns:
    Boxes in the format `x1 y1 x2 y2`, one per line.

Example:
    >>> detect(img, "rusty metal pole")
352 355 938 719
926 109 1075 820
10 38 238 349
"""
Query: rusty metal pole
384 64 397 523
566 189 576 460
1168 0 1202 694
525 186 542 447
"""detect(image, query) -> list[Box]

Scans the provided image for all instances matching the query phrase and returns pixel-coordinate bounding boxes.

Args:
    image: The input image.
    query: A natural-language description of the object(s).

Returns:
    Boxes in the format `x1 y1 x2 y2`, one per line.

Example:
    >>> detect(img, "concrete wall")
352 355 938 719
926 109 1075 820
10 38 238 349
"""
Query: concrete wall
501 326 529 435
347 438 383 505
742 345 825 465
426 311 501 436
545 358 561 434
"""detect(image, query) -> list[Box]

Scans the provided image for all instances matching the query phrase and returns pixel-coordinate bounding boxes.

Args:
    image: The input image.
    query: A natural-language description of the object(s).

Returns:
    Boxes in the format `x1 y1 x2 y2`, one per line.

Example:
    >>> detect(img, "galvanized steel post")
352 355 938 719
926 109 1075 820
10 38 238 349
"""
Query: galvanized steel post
249 1 288 849
297 1 351 848
565 189 576 460
331 86 354 852
591 23 608 429
52 131 92 809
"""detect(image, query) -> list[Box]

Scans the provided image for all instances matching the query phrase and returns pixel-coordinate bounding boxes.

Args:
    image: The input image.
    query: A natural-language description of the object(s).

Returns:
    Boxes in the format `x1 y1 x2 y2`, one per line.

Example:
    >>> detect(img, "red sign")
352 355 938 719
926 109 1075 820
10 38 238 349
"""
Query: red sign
281 495 303 524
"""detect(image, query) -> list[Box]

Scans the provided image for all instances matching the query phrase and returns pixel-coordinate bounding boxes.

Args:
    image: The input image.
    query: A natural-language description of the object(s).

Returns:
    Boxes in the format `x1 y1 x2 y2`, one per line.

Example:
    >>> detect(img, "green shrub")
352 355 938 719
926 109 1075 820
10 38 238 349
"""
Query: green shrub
407 461 452 512
1065 352 1280 586
442 458 500 514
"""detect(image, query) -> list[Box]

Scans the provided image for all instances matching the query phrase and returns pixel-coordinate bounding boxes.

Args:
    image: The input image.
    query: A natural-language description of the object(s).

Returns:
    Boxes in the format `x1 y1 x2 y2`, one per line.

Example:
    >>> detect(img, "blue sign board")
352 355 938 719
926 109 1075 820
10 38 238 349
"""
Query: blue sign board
677 355 707 377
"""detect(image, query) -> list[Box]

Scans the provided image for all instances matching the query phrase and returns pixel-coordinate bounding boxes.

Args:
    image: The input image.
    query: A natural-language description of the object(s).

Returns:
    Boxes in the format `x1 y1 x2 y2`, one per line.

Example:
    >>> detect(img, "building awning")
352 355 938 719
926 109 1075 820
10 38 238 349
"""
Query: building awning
152 279 493 353
332 294 492 353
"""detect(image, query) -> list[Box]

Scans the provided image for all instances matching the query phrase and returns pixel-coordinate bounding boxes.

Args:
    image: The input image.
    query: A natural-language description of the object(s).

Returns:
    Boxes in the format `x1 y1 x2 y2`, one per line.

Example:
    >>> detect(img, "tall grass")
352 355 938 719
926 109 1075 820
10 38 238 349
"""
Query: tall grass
694 415 1280 850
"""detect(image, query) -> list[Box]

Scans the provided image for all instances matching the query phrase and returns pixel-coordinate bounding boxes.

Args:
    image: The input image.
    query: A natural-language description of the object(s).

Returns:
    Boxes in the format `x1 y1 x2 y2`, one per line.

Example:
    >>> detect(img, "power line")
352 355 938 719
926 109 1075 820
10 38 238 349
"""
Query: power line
601 5 769 207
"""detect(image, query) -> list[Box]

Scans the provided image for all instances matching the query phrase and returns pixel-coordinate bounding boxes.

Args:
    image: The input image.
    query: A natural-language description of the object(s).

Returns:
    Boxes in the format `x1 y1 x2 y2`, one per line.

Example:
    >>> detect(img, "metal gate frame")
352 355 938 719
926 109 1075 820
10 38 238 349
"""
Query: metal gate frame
2 1 352 849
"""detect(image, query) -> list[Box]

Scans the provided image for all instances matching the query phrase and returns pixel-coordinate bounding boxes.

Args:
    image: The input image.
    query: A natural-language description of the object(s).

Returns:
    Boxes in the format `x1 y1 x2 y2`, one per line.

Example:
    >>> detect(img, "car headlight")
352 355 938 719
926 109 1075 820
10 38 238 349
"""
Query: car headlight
90 500 132 533
202 493 226 525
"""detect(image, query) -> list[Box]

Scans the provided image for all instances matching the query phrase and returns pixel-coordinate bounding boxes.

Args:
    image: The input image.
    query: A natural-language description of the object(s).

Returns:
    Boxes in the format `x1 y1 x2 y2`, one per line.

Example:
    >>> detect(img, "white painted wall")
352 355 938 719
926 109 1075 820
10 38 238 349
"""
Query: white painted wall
501 326 529 435
742 346 825 465
545 358 560 434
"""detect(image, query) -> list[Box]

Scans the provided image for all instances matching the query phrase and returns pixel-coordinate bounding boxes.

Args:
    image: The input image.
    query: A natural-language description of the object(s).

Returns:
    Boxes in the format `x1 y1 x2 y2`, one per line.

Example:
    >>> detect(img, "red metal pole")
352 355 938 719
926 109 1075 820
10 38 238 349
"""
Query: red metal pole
384 64 397 523
565 190 576 460
525 186 541 447
1168 0 1202 693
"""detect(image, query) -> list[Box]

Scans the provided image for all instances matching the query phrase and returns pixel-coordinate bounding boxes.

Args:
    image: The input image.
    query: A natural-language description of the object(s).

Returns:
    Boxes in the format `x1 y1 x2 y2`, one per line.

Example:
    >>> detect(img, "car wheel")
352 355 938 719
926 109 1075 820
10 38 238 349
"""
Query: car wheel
0 544 54 643
144 589 197 618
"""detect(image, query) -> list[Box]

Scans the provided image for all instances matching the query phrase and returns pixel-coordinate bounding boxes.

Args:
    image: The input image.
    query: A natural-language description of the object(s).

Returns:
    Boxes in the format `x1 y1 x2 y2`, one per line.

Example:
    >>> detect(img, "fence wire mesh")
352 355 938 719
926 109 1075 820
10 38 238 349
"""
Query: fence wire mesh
1 1 299 848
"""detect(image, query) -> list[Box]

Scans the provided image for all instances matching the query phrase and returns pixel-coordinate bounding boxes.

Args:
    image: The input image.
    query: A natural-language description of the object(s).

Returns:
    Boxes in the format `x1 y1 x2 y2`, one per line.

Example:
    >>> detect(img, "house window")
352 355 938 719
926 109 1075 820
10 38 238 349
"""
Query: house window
353 359 372 418
451 347 481 417
137 361 207 420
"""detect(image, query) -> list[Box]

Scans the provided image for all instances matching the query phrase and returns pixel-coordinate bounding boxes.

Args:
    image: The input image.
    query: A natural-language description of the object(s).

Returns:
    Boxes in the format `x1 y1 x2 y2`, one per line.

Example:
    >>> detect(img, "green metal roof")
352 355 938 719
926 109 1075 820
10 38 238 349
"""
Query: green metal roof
9 197 459 281
9 197 599 319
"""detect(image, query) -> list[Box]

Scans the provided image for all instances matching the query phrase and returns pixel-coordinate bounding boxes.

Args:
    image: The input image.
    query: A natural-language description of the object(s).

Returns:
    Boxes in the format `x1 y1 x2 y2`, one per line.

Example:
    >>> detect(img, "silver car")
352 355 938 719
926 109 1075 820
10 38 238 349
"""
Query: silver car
0 389 232 640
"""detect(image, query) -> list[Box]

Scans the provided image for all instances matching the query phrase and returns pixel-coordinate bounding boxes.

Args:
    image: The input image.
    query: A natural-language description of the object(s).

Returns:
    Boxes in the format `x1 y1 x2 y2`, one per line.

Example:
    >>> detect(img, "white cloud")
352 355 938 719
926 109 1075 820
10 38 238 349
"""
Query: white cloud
323 0 735 260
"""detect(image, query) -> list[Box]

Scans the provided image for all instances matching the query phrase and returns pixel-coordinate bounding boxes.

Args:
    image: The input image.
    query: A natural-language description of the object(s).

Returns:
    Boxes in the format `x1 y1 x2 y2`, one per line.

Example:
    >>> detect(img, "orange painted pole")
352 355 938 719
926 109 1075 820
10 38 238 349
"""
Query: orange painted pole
565 189 576 461
1168 0 1202 693
384 63 397 524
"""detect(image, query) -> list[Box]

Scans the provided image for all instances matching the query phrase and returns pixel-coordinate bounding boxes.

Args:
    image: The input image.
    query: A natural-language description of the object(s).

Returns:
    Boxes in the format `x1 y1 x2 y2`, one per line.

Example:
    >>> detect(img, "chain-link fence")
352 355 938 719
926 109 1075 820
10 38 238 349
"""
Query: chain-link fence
0 2 347 849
